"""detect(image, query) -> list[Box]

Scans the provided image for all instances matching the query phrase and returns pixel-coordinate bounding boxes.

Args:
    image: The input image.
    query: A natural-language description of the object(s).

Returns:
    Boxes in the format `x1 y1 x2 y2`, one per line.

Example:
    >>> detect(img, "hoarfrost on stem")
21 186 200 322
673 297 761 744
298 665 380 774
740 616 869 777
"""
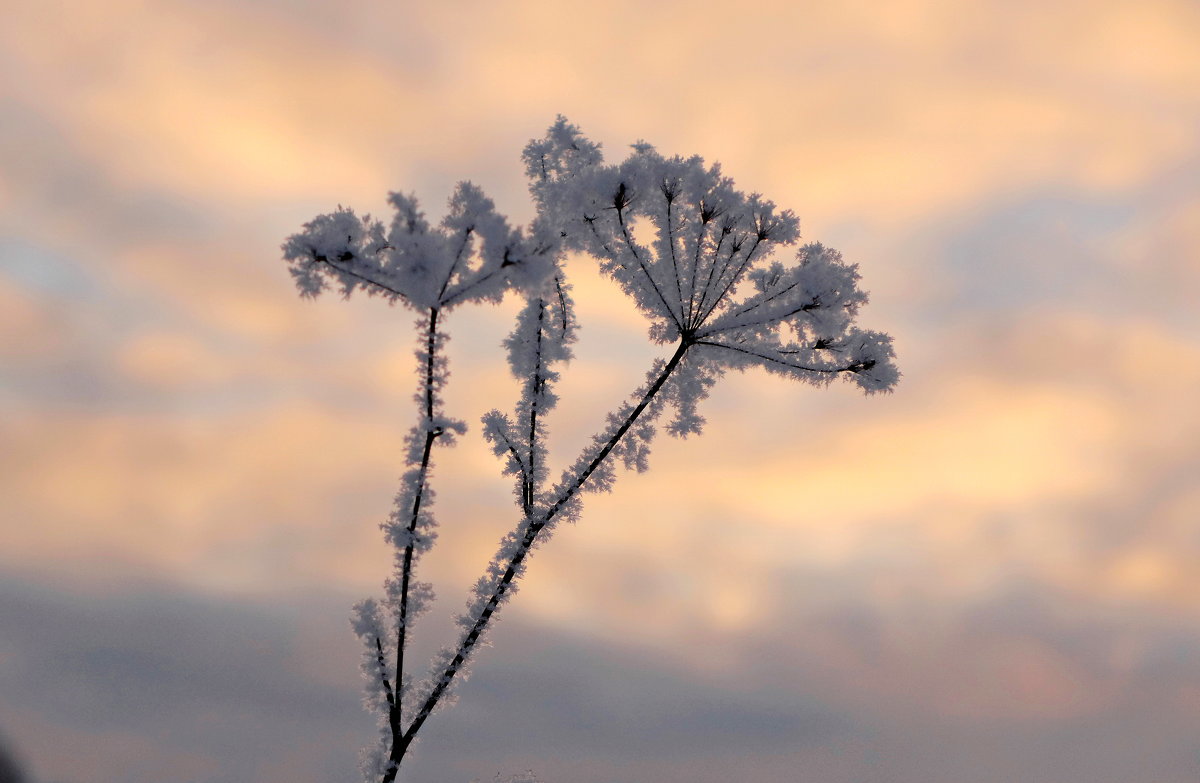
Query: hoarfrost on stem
280 115 898 782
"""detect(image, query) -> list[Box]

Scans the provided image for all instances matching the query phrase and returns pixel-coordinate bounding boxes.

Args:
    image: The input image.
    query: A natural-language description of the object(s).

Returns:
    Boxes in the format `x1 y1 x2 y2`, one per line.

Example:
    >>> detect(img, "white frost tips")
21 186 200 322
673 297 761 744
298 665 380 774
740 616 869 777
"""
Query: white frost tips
282 207 389 300
283 185 556 311
523 114 604 187
350 599 394 716
483 271 578 515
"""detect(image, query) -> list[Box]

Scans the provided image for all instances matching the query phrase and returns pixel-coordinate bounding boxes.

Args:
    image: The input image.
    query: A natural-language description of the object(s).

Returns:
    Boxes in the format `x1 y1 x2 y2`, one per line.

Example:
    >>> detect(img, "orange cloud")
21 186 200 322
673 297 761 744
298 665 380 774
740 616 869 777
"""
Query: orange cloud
3 0 1199 752
0 402 399 595
116 330 233 389
7 0 1196 230
0 276 67 359
5 1 425 204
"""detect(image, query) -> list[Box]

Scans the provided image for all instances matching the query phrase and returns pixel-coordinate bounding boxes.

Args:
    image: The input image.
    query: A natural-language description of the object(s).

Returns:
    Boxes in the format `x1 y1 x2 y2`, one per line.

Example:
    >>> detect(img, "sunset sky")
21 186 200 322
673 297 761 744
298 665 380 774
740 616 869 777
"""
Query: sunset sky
2 1 1199 781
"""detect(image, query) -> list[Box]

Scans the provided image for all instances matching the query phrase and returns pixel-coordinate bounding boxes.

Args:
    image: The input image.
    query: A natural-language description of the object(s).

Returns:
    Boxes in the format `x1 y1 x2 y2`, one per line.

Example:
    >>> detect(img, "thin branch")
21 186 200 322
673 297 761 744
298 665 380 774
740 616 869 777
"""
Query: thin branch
690 229 735 331
438 226 474 300
694 236 763 327
721 279 802 322
613 204 684 331
585 215 615 256
554 276 570 334
375 636 396 708
441 265 500 308
398 340 692 753
441 241 554 308
694 339 853 374
387 308 443 780
422 308 439 420
315 256 405 300
697 299 820 338
489 423 530 480
685 217 711 326
525 299 546 515
664 196 685 312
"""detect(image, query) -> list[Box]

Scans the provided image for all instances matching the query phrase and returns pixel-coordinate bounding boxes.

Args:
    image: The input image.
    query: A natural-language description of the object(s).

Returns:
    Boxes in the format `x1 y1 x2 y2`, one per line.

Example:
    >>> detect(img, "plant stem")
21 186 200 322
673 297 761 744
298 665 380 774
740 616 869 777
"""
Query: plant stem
524 299 545 515
394 339 691 764
384 307 442 783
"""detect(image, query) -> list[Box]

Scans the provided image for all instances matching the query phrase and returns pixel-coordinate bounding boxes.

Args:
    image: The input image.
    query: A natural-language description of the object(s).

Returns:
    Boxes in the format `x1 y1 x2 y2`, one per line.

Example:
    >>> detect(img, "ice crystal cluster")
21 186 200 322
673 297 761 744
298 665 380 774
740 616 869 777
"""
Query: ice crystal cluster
281 117 897 782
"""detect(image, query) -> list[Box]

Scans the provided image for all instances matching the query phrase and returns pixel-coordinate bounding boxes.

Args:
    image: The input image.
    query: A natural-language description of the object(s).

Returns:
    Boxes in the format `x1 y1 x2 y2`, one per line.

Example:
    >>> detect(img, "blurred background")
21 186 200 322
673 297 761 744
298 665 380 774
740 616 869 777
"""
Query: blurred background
1 1 1198 781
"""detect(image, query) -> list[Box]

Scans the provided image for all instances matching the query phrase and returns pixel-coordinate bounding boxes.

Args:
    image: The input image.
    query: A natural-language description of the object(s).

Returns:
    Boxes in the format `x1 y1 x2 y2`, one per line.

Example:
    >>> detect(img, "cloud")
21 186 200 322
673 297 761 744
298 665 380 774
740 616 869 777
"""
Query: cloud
4 1 417 205
0 275 67 362
0 578 365 783
2 0 1200 780
115 330 235 389
0 402 398 595
5 574 1199 783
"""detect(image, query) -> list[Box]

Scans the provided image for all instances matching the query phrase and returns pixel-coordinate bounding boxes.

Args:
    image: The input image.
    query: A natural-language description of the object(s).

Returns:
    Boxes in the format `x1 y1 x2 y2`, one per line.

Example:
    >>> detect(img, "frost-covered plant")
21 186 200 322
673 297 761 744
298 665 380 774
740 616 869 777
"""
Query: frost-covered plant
282 117 898 782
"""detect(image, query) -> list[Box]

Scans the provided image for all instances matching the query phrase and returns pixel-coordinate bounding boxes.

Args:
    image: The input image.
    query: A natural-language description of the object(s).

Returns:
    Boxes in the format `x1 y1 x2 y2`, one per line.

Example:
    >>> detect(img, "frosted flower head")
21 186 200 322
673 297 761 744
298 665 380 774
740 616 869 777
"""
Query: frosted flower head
283 183 557 310
524 119 898 395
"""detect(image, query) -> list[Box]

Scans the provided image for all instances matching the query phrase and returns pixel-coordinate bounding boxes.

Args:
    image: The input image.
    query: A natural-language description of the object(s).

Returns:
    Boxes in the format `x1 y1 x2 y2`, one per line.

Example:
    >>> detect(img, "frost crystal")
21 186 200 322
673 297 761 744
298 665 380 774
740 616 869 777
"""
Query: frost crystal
282 183 557 310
